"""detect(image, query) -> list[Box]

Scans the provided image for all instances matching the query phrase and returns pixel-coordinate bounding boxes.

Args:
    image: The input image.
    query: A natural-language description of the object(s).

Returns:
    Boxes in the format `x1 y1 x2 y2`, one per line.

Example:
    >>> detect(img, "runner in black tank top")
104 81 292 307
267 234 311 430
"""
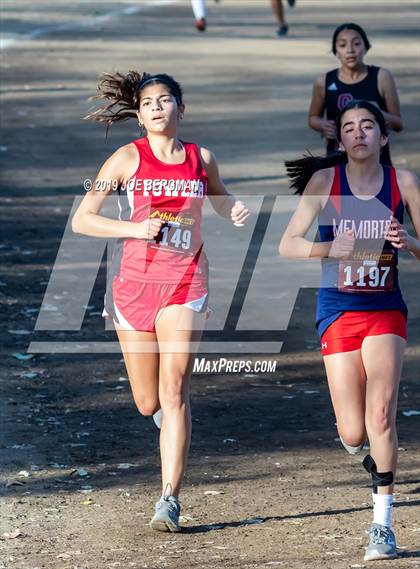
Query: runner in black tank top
308 23 403 162
324 65 386 153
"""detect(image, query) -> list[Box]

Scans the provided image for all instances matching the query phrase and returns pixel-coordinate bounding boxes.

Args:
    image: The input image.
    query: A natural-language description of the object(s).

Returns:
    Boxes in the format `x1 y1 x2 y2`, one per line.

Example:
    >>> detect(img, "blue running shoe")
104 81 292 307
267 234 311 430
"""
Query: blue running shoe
364 524 398 561
150 494 181 532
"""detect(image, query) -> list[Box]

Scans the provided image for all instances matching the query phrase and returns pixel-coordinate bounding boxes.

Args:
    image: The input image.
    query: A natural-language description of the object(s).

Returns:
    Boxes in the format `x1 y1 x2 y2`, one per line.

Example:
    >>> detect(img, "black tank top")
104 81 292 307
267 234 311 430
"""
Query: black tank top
324 65 387 153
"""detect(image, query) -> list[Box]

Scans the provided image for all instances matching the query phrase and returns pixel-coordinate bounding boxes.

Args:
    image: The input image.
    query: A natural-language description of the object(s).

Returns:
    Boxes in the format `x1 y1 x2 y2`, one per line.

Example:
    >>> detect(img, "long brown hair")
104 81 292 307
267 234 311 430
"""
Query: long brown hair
84 71 183 137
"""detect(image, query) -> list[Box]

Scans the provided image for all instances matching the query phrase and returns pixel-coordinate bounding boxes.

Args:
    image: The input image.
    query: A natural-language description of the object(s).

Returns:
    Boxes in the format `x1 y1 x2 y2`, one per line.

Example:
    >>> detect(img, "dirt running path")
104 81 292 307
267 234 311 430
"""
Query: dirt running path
1 2 419 568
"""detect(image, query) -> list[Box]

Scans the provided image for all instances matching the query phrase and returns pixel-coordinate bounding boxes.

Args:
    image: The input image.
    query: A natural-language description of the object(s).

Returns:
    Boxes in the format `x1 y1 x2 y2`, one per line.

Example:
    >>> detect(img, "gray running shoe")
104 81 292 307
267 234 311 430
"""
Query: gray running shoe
364 524 397 561
152 409 163 429
150 494 181 532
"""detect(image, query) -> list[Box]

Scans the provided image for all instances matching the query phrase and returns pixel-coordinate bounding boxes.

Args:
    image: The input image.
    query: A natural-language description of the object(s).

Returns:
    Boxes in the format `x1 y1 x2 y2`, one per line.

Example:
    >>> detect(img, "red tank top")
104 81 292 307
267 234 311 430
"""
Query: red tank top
114 137 208 284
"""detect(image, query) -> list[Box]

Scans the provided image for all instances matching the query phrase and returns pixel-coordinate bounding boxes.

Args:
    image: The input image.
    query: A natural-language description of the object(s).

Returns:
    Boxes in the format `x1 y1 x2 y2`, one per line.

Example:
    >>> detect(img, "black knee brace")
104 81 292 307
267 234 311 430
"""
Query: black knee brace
362 454 394 494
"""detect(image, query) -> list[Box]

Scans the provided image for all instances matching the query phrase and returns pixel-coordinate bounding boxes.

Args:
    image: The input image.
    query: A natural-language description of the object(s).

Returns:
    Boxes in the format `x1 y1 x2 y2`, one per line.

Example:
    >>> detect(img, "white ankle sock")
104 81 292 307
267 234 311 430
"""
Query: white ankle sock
372 493 393 528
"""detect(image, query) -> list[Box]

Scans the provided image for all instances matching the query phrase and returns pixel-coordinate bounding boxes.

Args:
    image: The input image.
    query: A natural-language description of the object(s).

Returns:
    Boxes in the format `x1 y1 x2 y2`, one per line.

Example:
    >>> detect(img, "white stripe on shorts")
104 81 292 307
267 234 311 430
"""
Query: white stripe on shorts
183 293 208 312
113 300 136 331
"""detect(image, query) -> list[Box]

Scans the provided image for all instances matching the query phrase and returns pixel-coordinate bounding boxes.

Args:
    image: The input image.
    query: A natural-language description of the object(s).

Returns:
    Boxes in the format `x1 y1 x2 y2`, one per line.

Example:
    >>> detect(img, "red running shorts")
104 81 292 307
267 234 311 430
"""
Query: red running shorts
321 310 407 356
105 276 208 332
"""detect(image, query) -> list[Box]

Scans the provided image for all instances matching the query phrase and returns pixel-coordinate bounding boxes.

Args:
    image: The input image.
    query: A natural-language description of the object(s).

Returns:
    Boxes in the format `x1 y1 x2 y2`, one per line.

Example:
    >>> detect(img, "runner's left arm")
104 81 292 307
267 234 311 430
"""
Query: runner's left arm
378 68 404 132
200 147 250 227
388 169 420 259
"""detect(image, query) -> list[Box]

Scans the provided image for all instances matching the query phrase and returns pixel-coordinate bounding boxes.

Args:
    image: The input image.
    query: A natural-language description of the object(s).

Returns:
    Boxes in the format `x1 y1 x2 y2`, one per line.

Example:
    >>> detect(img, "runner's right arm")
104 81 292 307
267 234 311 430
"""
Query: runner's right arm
308 75 337 139
72 144 163 239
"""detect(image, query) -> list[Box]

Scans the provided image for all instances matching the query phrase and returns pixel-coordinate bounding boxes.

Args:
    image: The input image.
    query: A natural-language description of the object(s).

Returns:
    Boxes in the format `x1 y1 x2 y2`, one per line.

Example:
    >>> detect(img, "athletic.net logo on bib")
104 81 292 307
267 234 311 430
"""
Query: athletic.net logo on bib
148 210 197 254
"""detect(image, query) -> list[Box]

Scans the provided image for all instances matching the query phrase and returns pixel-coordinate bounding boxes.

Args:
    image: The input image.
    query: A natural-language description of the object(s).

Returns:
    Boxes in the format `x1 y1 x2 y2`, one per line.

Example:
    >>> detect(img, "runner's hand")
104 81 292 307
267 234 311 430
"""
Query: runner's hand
321 119 337 140
329 230 355 258
384 217 411 250
133 218 165 240
231 201 250 227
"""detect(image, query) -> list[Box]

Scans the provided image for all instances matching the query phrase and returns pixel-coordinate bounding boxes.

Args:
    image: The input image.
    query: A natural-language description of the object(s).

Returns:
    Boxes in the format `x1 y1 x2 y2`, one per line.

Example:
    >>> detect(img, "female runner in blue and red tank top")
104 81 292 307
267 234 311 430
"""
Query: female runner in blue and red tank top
308 23 403 160
280 100 420 562
72 71 250 532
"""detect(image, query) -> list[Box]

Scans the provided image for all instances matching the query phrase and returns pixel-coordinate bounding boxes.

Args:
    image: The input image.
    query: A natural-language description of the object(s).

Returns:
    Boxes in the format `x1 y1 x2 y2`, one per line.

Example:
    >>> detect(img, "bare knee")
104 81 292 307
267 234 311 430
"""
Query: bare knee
132 396 159 417
337 424 366 448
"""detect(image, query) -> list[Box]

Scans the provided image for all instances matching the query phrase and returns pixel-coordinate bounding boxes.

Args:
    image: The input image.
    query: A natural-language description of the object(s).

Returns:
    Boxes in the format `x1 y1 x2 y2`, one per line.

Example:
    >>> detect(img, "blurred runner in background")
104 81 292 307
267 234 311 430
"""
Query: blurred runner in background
271 0 296 37
191 0 220 32
191 0 207 31
308 23 403 161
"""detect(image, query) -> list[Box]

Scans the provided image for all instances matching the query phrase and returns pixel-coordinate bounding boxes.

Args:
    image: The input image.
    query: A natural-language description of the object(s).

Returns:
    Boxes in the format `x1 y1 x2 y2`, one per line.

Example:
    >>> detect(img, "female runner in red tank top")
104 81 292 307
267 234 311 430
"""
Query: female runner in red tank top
280 100 420 561
72 71 250 532
308 23 403 159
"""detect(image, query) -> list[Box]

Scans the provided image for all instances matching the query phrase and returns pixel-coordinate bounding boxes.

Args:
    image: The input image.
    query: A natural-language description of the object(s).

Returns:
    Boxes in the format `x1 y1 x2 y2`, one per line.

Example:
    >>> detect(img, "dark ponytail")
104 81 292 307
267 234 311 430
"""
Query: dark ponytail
84 71 143 137
84 71 183 137
287 99 390 194
286 151 347 195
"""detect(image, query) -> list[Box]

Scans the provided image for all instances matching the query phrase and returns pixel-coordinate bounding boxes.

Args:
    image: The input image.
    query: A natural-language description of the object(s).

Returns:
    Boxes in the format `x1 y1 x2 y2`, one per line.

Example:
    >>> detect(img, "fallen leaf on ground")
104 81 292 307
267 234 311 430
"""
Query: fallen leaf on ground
20 371 38 379
179 514 194 522
12 353 34 360
70 467 89 477
56 553 72 560
2 529 23 539
5 480 25 487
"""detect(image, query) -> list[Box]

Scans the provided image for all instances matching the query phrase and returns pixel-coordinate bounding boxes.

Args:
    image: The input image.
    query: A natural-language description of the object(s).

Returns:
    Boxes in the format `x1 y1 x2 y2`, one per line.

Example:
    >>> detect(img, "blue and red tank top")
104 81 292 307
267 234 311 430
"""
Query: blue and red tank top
110 137 208 284
316 164 407 337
